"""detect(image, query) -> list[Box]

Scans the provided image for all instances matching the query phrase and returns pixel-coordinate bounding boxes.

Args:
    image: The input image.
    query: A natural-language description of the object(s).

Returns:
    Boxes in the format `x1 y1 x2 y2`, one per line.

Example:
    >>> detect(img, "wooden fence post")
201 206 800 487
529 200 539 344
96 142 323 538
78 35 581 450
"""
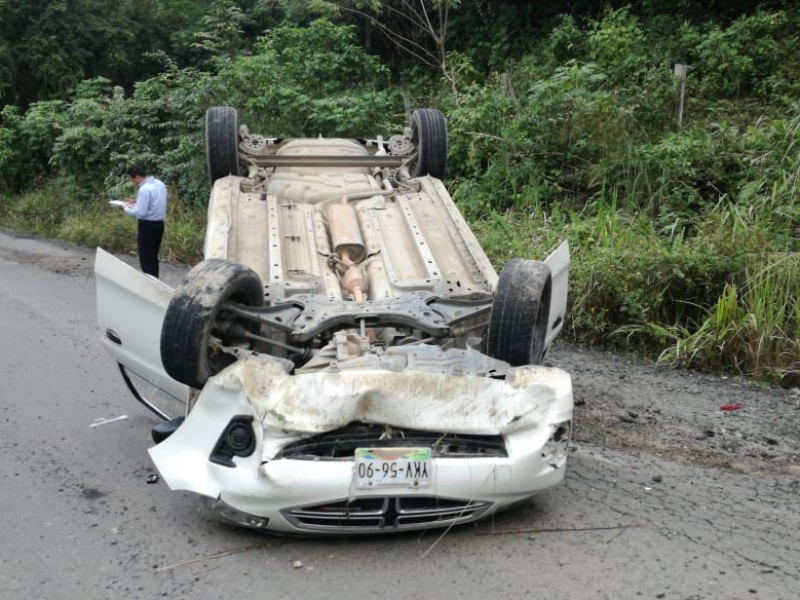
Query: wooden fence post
674 63 687 129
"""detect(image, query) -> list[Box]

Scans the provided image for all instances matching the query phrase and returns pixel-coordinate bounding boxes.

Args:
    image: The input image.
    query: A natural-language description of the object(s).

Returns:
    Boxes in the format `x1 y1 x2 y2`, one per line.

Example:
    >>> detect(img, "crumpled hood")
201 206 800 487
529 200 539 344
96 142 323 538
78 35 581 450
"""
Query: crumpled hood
227 354 572 437
149 354 572 499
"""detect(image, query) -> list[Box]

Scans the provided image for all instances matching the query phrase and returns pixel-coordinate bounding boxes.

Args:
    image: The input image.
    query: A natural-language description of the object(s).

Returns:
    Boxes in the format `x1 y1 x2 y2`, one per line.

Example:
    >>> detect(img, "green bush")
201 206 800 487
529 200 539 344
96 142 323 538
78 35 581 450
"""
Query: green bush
216 19 402 137
0 102 68 192
693 11 799 99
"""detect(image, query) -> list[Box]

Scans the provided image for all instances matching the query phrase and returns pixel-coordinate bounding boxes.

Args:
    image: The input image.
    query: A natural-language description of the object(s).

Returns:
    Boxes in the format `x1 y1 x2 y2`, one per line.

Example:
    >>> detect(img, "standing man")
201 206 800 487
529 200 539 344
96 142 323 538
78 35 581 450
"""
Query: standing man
125 164 167 278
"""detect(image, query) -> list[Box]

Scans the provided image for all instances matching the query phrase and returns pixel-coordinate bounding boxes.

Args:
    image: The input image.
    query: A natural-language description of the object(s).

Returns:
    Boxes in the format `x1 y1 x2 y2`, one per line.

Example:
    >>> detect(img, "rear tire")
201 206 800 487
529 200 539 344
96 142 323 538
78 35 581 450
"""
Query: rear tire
161 260 264 389
486 259 552 366
206 106 241 185
410 108 448 180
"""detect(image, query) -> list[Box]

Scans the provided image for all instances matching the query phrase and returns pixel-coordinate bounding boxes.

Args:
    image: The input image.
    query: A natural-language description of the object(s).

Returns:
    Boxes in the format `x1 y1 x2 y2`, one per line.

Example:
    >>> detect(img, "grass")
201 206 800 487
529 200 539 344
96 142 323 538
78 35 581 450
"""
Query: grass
651 255 800 384
468 189 799 385
0 179 206 266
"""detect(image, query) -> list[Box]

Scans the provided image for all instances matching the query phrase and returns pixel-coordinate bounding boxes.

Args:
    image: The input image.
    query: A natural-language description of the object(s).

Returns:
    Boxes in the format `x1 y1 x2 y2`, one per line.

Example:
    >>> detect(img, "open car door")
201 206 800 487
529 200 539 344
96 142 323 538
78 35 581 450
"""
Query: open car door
95 248 188 420
544 240 570 351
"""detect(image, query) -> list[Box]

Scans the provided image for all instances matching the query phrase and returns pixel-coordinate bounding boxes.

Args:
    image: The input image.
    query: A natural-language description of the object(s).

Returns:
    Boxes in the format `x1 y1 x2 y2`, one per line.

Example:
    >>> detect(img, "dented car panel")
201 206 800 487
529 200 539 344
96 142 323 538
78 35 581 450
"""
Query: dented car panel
150 354 572 534
96 107 574 535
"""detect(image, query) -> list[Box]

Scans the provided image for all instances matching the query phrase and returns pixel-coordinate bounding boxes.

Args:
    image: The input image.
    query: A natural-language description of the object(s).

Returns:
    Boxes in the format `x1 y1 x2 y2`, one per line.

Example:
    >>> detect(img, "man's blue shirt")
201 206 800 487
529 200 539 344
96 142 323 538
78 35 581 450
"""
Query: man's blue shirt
125 176 167 221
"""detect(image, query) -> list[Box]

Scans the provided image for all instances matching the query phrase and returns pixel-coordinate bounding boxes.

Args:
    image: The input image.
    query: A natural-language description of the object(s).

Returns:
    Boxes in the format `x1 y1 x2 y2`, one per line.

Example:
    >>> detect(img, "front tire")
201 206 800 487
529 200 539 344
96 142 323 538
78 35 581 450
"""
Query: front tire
161 260 264 389
486 259 552 366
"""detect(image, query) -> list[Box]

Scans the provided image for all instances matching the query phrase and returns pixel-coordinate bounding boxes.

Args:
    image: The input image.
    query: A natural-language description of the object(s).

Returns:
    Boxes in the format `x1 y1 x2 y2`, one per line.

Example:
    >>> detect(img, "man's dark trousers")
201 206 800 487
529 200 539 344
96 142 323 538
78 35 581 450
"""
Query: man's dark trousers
137 219 164 278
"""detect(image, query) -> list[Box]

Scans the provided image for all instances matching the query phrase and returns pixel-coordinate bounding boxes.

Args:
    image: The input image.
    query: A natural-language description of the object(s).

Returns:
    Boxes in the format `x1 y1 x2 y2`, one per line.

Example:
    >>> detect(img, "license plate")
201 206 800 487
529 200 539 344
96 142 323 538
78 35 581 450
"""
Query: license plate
354 447 432 488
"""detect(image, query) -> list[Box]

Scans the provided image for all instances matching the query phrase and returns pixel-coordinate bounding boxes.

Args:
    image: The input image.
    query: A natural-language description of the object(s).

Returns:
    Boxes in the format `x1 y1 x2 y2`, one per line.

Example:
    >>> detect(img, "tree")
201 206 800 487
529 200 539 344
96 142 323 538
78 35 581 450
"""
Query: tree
216 19 399 136
0 0 205 110
310 0 462 93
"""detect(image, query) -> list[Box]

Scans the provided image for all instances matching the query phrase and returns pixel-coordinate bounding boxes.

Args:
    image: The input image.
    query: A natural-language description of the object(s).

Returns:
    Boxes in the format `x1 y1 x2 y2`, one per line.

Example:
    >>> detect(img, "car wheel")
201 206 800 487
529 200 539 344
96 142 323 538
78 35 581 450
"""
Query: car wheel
161 259 264 389
410 108 448 180
486 259 552 366
206 106 241 185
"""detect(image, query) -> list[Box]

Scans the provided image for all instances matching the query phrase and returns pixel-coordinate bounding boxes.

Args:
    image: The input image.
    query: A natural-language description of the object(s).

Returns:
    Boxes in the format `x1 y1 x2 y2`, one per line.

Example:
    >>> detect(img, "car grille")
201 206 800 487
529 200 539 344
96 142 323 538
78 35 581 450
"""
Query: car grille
283 496 491 532
274 423 507 459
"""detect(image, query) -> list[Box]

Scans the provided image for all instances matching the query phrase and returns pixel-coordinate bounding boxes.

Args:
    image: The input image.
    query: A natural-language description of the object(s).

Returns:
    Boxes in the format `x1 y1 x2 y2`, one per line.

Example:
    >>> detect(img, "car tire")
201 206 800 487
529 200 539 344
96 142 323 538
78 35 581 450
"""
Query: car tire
486 259 552 366
161 259 264 389
206 106 241 185
410 108 448 180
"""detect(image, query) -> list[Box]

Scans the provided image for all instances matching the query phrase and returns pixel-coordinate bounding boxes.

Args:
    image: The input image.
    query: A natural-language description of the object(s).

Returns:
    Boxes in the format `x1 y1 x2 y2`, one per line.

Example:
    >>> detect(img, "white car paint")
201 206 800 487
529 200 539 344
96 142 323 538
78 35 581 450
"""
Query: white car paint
149 353 572 534
95 115 574 535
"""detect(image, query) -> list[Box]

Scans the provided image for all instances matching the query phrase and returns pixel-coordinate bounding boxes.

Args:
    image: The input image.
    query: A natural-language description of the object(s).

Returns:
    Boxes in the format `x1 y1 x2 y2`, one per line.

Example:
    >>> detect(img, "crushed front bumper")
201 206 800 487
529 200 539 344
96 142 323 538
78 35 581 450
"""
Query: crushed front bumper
149 355 573 535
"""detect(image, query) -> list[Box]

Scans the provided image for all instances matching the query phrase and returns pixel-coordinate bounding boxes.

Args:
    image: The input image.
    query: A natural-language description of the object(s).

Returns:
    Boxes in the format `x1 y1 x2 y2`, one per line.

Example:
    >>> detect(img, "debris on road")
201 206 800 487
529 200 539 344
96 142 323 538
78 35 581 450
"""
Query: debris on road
89 415 128 428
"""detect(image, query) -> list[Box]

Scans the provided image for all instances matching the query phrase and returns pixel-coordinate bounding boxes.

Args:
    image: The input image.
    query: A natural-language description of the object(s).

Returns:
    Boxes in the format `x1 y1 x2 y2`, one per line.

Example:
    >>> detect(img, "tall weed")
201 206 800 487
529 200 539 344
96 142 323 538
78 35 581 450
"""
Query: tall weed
656 255 800 383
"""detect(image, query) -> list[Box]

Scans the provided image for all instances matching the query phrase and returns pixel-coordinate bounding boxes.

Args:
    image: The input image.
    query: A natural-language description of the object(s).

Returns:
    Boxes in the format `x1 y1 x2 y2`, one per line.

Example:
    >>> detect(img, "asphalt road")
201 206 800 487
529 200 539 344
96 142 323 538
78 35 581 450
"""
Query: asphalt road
1 230 797 600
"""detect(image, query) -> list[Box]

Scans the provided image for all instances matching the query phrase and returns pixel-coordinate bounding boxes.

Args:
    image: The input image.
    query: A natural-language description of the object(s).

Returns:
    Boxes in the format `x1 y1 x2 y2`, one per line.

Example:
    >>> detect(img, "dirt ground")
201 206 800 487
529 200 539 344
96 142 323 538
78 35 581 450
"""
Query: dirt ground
547 344 800 477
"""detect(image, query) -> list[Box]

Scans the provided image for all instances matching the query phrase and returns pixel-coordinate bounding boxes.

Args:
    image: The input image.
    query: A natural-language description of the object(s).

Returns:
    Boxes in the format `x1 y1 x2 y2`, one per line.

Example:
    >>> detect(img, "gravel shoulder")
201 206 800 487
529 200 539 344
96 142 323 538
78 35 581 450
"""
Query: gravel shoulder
548 344 800 477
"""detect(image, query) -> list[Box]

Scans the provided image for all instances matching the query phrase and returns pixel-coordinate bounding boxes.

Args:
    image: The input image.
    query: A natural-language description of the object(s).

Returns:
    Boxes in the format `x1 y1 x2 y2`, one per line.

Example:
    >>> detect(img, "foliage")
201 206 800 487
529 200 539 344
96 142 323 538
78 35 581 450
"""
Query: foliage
1 20 403 206
0 177 205 263
0 107 27 191
188 0 254 69
0 0 173 108
0 101 68 192
450 7 800 384
586 6 649 82
449 59 654 217
215 19 401 136
307 1 462 92
692 11 799 99
644 253 800 384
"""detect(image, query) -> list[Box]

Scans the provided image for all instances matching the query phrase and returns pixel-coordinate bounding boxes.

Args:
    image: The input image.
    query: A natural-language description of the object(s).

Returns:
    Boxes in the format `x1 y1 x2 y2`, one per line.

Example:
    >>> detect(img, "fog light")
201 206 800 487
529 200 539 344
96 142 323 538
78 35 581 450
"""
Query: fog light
227 422 254 452
204 499 270 529
219 507 270 529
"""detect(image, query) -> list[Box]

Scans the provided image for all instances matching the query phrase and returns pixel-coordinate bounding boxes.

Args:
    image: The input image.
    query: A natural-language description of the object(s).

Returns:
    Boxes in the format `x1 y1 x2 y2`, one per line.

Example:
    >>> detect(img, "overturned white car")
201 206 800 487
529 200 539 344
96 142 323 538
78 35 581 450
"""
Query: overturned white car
95 107 573 535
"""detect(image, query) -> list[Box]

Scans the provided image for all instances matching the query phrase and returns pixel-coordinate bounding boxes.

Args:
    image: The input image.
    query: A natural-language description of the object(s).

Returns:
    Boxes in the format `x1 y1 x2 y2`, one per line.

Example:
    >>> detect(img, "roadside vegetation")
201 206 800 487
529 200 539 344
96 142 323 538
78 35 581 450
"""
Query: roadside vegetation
1 1 798 384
